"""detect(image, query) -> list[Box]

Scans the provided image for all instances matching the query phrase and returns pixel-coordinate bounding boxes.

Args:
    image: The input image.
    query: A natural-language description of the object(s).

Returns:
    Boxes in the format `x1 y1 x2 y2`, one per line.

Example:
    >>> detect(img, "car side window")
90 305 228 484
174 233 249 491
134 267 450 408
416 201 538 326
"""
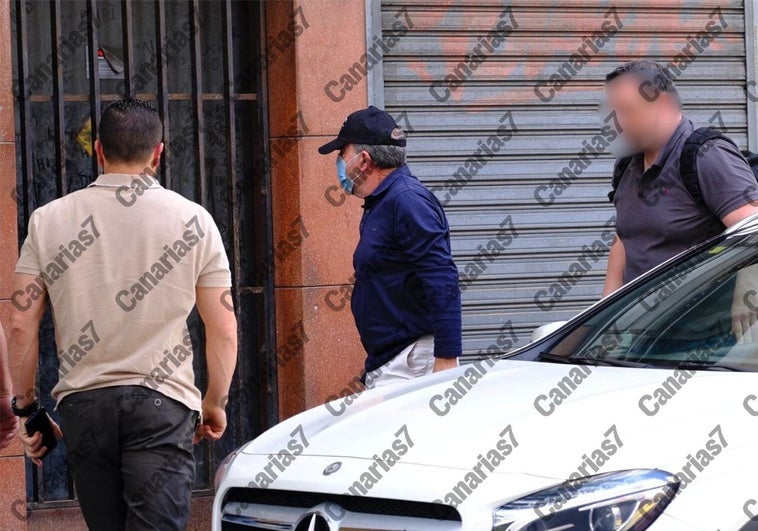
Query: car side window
550 236 758 371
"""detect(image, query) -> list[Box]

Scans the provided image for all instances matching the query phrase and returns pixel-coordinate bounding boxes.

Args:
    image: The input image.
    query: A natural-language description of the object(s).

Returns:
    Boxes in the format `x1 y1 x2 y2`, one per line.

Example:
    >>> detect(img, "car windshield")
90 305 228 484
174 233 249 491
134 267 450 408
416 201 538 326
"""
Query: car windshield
543 232 758 372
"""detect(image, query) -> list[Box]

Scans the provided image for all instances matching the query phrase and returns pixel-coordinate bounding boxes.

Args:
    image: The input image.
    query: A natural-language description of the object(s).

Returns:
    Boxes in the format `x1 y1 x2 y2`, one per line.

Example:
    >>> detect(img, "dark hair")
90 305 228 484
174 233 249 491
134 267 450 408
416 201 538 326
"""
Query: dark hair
605 60 681 106
98 98 163 163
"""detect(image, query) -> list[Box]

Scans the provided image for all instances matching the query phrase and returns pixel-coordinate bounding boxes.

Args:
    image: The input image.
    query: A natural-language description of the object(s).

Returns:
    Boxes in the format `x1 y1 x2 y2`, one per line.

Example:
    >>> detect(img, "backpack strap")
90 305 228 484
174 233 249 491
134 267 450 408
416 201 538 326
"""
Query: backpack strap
607 156 633 203
740 149 758 170
679 127 739 203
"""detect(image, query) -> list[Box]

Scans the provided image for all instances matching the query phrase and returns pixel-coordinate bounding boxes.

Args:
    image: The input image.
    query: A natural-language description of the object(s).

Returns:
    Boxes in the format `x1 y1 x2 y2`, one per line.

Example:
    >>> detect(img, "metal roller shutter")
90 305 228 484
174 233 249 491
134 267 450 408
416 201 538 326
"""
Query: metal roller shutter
376 0 751 360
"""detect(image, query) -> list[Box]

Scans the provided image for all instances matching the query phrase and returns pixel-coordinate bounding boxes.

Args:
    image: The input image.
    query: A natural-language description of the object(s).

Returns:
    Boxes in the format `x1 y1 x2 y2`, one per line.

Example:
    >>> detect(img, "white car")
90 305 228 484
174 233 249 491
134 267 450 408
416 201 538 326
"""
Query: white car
213 215 758 531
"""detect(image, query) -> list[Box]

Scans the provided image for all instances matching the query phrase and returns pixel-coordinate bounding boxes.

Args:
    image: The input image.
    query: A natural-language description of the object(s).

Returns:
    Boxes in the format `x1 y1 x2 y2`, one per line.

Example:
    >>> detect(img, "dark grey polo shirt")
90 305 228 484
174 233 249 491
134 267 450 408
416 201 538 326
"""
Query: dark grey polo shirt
613 117 758 284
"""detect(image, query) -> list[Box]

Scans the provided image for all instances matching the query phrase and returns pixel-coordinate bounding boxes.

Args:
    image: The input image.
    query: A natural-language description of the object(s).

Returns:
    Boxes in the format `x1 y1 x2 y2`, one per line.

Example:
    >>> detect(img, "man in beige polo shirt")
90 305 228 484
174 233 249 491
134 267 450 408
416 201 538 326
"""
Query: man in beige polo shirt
8 98 237 530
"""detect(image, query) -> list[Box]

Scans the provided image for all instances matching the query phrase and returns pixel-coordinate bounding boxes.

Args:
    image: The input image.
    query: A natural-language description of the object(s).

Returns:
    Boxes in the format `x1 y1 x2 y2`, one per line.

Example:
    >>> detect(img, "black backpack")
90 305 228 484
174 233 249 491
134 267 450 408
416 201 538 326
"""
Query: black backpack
608 127 758 203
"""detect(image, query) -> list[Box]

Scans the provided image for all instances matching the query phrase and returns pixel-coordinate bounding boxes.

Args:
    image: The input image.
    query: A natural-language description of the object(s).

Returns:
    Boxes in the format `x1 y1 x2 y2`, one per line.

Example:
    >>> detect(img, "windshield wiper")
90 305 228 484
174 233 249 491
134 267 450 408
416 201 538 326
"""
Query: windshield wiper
537 352 575 364
538 352 651 368
663 360 742 372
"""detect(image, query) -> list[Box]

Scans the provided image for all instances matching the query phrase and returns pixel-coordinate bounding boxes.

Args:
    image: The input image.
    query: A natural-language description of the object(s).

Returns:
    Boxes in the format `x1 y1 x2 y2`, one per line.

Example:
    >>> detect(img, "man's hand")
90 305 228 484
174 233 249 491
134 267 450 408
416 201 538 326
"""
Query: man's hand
433 356 458 373
0 396 18 451
194 398 227 443
0 318 19 450
18 411 62 467
731 265 758 344
732 291 758 344
723 206 758 343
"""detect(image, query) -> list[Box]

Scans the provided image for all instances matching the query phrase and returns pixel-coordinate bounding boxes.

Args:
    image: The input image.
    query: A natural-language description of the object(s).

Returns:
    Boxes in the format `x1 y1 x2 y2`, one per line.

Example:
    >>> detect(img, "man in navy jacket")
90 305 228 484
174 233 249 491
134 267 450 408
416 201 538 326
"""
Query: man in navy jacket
319 106 462 388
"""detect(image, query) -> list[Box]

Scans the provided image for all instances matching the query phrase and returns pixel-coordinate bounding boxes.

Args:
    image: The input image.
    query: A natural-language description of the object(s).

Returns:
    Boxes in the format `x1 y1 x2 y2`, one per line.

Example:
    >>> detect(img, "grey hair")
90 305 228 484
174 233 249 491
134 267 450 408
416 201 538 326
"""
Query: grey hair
352 143 406 169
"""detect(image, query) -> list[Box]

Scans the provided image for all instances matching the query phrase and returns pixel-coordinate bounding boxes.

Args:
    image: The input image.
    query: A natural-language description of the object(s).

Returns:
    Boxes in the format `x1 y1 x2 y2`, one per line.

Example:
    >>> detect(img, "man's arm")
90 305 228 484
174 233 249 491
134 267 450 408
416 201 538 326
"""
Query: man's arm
9 274 46 407
722 203 758 228
602 235 625 297
194 286 237 443
723 205 758 343
693 139 758 342
0 321 19 450
9 273 62 466
395 193 462 370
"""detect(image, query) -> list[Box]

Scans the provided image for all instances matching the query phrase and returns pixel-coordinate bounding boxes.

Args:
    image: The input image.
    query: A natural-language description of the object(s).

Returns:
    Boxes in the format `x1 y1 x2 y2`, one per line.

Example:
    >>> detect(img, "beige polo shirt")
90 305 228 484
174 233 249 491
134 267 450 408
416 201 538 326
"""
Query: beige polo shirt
14 173 232 413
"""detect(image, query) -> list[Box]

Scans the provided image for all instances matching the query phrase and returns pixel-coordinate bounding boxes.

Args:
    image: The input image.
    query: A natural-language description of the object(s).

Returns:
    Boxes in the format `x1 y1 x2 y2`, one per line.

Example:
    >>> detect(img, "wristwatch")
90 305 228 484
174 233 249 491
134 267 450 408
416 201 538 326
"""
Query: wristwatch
11 396 39 417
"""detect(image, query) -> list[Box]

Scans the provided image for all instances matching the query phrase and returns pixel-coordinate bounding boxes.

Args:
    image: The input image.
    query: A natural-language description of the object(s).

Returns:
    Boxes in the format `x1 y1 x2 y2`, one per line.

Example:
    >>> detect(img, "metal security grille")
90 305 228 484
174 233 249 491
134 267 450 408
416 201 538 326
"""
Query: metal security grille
377 0 751 360
11 0 275 508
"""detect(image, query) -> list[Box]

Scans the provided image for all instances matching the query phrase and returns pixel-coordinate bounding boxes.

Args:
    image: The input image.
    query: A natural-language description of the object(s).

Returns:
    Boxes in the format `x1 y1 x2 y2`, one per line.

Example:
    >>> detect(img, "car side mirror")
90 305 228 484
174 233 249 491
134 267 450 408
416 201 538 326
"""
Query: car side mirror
530 321 568 343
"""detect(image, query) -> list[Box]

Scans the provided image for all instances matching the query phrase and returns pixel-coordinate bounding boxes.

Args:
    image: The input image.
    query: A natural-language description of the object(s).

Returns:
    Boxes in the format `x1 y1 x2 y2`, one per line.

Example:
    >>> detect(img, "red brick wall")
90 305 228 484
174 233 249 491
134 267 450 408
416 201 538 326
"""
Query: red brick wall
267 0 366 420
0 0 29 528
2 1 371 528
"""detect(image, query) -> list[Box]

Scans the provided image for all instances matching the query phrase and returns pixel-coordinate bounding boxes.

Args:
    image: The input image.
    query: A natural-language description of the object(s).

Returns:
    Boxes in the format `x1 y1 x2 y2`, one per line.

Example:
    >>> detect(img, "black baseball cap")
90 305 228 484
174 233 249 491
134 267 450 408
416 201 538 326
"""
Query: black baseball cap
318 105 407 155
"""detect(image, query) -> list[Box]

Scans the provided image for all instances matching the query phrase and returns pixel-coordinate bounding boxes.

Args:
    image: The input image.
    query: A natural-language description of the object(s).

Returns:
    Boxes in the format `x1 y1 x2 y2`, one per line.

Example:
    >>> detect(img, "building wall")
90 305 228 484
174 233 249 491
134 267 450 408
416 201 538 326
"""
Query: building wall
4 0 754 528
2 0 752 528
0 0 29 527
266 0 368 421
0 0 370 528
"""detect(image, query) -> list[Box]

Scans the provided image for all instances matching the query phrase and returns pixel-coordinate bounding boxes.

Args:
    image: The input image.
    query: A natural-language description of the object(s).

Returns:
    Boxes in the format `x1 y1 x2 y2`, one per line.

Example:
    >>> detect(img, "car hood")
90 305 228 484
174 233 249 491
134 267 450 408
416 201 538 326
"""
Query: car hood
241 359 758 478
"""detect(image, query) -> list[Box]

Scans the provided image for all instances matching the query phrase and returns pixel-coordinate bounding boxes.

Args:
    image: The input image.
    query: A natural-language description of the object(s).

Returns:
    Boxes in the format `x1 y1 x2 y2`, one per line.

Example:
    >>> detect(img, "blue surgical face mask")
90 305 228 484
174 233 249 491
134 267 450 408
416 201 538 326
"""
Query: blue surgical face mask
337 152 361 195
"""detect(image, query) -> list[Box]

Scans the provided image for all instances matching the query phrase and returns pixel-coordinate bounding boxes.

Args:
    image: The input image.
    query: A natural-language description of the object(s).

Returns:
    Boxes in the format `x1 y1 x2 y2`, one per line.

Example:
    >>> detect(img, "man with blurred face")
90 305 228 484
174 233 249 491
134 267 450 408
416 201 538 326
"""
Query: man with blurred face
602 60 758 341
318 106 462 388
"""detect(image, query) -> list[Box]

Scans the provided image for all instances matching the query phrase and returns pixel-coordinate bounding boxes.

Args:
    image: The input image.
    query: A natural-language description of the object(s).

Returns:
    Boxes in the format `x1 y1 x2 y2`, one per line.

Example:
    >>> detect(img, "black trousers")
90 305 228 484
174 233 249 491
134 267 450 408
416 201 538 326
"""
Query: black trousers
59 385 198 531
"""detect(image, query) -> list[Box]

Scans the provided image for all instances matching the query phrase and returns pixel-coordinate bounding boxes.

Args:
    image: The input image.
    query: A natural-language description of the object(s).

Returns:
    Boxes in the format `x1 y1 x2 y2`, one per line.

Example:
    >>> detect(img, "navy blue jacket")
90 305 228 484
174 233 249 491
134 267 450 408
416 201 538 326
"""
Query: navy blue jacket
351 165 462 374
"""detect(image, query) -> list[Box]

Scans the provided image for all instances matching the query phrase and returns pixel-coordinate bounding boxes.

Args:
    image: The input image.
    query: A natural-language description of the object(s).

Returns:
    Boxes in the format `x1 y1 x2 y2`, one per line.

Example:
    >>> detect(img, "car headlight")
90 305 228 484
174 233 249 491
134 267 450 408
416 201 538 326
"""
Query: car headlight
214 447 243 490
492 469 679 530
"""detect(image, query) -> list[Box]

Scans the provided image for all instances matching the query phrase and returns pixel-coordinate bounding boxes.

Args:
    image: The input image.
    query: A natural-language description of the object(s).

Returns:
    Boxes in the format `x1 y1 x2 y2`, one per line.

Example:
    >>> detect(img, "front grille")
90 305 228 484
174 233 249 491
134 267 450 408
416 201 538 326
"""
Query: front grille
221 487 462 529
221 522 266 531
